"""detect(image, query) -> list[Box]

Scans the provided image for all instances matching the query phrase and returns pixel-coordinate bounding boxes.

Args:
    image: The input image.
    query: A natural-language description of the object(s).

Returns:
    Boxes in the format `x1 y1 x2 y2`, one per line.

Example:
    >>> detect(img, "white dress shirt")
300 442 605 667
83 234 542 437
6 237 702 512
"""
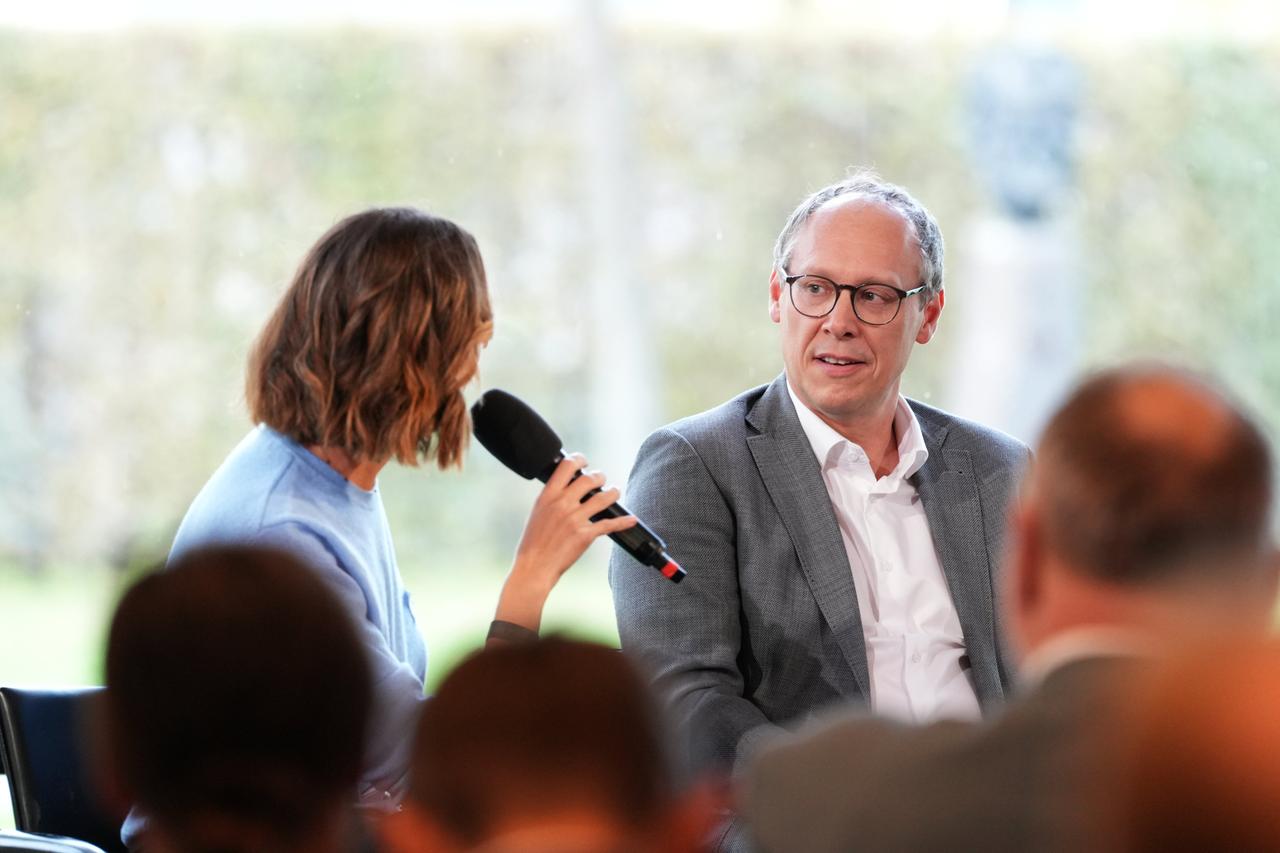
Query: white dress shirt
789 384 981 723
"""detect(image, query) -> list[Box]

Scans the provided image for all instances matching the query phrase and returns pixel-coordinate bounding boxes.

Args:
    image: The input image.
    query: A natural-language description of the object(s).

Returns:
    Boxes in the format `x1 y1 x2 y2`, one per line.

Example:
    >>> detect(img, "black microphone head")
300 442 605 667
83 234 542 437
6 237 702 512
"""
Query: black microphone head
470 389 564 481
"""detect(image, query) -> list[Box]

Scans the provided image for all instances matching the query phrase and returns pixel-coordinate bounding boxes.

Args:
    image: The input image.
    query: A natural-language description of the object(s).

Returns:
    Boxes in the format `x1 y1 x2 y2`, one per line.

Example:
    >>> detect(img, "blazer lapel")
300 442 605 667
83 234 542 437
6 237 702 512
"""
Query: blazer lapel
911 409 1004 704
745 376 871 698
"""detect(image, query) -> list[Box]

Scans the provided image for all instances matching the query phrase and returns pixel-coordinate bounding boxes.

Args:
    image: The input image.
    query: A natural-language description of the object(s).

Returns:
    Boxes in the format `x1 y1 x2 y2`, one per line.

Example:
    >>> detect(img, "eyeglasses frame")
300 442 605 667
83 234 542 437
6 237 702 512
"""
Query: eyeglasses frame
781 271 929 326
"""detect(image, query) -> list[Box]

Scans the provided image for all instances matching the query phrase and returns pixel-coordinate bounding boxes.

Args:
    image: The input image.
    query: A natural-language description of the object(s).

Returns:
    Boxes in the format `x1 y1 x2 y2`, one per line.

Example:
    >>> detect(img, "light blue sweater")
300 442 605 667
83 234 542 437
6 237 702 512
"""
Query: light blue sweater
168 425 427 805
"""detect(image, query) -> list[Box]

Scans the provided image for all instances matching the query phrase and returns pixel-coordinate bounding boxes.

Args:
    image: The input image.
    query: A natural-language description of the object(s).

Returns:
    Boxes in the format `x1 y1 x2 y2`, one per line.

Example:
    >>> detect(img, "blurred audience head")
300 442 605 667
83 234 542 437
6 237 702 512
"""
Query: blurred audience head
1007 363 1278 656
104 544 372 853
247 206 493 470
1120 636 1280 852
383 637 717 853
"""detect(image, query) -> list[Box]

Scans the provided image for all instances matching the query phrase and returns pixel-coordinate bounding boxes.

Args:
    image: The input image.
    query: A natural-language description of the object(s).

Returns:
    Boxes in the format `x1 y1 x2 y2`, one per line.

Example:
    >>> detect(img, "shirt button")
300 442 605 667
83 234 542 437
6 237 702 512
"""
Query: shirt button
911 652 922 663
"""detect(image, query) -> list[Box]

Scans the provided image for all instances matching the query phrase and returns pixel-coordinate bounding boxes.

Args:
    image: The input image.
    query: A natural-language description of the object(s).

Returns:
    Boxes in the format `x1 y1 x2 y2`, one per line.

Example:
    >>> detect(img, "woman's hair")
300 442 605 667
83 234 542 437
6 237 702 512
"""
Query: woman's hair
247 207 493 469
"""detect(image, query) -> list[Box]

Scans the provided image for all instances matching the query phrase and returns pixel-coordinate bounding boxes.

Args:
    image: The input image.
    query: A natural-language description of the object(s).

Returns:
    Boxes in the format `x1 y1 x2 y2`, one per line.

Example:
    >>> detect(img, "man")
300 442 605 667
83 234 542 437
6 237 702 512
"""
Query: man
103 544 375 853
610 173 1027 775
379 638 720 853
1123 637 1280 852
742 365 1279 852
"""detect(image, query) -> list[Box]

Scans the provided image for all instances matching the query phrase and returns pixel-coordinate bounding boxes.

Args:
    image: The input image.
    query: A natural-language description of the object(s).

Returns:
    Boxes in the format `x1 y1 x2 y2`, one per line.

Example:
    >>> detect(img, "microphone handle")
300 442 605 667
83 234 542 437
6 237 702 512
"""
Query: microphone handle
536 455 686 583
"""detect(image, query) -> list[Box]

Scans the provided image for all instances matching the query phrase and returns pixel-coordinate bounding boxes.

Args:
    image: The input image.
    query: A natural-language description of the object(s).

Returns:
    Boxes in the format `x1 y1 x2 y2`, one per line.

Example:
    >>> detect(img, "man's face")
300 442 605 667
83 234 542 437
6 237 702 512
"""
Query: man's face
769 198 943 437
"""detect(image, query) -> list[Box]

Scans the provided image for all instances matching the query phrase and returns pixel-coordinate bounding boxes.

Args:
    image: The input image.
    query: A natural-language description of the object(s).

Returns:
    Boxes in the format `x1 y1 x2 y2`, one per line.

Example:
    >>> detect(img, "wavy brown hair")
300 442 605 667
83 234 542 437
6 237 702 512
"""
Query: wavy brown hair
247 207 492 469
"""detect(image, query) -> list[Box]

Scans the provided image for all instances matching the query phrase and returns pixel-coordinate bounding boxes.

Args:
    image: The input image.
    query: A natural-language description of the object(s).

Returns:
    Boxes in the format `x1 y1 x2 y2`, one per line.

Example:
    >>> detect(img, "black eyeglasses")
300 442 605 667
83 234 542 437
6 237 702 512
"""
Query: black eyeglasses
782 272 928 326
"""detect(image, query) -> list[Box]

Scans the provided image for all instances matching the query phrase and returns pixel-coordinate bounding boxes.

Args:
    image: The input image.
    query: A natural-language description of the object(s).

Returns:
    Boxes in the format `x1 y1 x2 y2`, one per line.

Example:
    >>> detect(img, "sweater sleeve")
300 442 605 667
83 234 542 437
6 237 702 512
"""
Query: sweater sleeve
486 619 541 646
256 523 425 806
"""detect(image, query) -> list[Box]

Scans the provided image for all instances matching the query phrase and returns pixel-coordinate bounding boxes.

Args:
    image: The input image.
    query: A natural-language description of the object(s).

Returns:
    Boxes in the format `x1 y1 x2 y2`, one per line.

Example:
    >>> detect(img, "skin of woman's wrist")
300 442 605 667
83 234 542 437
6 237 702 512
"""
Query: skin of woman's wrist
494 558 558 630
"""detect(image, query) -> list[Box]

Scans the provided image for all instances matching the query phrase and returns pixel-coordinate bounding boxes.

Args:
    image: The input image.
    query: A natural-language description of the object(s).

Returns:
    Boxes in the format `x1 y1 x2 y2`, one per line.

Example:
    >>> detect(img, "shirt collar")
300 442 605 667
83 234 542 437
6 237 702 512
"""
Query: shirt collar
1018 626 1156 687
786 381 930 483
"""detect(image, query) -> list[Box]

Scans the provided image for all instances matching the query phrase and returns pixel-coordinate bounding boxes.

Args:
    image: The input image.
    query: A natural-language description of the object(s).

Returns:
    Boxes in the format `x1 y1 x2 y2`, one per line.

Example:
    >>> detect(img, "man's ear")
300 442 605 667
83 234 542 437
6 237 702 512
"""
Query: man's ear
769 268 783 324
377 805 460 853
914 288 944 344
1003 493 1044 661
1013 506 1042 608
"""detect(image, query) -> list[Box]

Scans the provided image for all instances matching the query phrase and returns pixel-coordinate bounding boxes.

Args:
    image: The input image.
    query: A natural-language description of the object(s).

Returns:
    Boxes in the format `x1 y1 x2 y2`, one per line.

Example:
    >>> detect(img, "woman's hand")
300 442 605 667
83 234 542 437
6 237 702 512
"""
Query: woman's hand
493 453 638 633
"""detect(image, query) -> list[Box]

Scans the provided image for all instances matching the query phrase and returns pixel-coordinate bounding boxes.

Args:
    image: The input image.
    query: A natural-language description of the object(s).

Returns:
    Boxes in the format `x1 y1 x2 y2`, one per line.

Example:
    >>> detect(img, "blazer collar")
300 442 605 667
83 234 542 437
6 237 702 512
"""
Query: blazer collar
745 374 872 698
910 402 1006 706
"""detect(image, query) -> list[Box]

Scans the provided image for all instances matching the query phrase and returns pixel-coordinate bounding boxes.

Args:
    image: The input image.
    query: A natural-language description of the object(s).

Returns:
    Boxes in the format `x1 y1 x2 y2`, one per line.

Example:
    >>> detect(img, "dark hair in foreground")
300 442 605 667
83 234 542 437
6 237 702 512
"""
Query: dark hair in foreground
104 545 372 853
1035 364 1273 584
247 207 493 470
408 638 672 843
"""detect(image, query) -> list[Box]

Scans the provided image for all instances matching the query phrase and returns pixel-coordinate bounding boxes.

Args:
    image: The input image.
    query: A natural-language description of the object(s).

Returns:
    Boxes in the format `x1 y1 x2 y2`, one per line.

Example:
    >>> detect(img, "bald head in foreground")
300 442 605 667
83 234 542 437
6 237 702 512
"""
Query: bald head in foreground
742 364 1278 853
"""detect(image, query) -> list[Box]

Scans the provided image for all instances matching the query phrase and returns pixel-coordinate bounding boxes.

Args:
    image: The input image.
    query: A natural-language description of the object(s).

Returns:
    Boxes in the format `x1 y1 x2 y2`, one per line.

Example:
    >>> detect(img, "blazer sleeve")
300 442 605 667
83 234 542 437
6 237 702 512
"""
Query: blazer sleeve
609 426 777 773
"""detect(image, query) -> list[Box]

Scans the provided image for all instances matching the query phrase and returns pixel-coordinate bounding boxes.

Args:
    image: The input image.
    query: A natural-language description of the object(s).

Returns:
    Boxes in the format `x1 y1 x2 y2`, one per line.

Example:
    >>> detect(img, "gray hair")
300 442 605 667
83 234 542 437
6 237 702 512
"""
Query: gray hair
771 171 945 298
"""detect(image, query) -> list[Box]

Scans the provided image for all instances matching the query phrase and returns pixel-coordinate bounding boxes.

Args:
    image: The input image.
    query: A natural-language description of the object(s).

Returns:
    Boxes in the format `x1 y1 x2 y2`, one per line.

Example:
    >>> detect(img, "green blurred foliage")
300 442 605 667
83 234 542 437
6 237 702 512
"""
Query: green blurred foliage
1080 43 1280 426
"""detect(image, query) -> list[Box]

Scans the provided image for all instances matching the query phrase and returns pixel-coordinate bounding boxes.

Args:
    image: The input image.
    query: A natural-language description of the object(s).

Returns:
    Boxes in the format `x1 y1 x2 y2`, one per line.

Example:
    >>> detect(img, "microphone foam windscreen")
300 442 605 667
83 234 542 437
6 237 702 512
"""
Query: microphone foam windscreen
470 389 564 480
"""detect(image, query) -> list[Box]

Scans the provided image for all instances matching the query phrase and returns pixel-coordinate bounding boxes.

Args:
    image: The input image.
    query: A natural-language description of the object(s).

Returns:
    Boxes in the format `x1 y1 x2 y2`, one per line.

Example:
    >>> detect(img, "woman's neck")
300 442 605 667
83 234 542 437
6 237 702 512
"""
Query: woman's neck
305 444 386 491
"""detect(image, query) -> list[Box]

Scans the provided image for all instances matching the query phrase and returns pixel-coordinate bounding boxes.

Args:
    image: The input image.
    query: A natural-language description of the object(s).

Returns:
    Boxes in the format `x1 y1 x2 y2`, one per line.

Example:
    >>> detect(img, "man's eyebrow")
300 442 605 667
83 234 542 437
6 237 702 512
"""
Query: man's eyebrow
799 268 905 287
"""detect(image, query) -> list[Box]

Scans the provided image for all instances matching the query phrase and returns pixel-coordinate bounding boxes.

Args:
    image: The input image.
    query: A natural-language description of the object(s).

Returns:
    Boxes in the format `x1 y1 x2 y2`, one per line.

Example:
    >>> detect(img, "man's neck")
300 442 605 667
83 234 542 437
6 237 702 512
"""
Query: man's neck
864 417 900 479
1018 625 1154 686
815 399 902 478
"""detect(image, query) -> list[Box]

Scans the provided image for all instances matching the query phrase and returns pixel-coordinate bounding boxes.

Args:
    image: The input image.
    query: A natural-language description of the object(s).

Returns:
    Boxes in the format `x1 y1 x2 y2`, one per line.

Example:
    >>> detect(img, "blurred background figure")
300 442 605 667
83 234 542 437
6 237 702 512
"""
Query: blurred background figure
380 637 721 853
102 544 375 853
743 363 1279 853
1120 636 1280 853
950 0 1083 442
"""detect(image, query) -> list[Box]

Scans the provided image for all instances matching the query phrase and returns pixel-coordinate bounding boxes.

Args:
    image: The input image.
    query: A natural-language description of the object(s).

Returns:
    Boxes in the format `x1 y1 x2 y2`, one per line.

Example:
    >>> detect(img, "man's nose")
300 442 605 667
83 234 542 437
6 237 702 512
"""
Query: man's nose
823 289 861 335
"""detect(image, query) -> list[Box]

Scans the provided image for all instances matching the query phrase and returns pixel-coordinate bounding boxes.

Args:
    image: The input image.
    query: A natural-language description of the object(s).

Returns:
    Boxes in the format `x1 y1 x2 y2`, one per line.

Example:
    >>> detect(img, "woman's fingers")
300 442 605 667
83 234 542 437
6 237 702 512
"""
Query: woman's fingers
537 454 634 536
563 469 609 504
544 452 588 490
590 513 639 535
577 485 627 520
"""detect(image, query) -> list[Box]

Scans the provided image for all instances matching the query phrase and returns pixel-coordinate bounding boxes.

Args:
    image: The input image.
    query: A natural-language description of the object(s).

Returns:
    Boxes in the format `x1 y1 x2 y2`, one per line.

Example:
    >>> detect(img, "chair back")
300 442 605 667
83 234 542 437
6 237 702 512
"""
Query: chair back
0 829 107 852
0 687 125 853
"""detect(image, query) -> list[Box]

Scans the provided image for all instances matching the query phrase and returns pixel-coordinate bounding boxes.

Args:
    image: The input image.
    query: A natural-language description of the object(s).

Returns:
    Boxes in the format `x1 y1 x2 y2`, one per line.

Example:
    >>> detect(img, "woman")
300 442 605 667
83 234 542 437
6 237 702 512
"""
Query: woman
127 207 635 845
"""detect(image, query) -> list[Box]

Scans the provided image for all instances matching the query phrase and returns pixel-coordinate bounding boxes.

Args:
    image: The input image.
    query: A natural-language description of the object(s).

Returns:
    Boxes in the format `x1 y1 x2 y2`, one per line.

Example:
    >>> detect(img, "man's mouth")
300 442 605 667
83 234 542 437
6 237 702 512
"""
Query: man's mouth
816 355 863 366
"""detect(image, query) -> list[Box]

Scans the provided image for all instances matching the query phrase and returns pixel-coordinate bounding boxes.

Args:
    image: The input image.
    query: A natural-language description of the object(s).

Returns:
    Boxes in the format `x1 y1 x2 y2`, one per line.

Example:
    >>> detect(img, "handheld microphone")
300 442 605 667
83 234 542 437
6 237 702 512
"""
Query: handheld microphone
470 389 686 583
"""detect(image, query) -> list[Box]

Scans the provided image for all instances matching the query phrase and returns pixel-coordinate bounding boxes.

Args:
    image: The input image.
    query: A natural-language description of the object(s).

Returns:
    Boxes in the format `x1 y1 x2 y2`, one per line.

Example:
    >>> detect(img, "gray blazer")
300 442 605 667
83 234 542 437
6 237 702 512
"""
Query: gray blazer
742 657 1139 853
609 374 1027 772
